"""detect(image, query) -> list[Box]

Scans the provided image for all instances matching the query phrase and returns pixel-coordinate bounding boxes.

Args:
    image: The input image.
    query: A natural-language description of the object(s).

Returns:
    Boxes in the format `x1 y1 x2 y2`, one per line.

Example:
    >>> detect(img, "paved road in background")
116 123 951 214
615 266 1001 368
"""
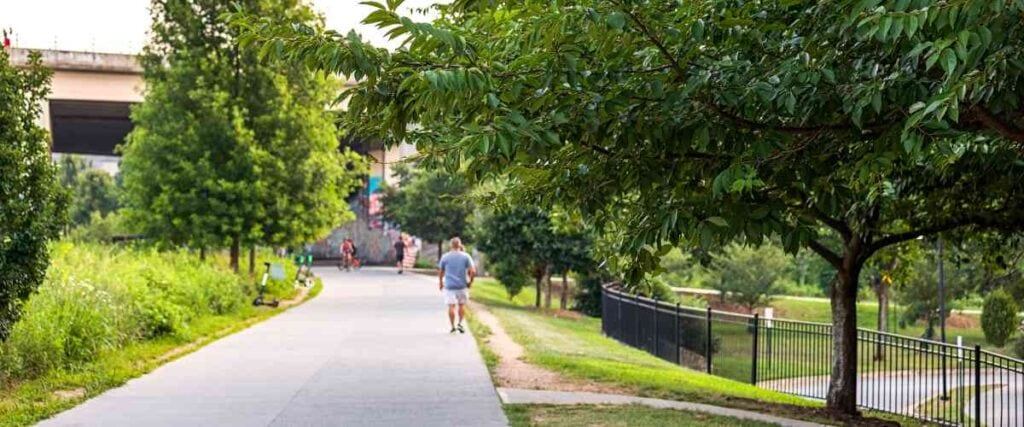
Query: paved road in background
763 370 1022 426
40 267 507 427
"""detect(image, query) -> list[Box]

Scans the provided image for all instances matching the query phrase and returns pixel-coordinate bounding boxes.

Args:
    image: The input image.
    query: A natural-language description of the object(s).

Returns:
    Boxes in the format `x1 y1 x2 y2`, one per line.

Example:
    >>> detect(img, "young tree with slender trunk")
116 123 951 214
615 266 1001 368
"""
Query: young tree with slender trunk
123 0 363 270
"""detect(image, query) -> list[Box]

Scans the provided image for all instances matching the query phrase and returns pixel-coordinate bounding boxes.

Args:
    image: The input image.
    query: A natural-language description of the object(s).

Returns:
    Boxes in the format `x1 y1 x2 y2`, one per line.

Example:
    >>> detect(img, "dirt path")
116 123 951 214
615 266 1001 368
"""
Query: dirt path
470 301 629 394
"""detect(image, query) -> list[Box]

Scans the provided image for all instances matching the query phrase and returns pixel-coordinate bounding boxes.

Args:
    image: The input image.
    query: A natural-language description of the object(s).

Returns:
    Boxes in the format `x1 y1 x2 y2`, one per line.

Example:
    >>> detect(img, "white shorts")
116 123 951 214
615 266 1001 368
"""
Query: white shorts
444 288 469 305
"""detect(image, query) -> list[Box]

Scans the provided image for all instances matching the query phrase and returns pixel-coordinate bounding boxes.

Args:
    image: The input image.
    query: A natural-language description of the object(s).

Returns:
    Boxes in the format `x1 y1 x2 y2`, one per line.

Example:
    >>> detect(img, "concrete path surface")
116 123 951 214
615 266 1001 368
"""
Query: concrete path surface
40 267 507 427
497 388 826 427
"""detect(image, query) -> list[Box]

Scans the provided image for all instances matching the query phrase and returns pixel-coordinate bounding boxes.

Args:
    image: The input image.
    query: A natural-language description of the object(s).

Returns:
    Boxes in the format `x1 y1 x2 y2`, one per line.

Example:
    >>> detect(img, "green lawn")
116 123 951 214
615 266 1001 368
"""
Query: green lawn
504 404 779 427
474 278 932 426
471 279 822 418
0 280 322 427
768 298 1011 356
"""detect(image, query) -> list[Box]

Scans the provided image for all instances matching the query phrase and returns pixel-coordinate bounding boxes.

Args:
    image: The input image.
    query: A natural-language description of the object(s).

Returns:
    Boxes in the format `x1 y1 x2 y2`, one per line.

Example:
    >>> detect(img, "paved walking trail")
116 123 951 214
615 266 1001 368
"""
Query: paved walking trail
40 267 508 427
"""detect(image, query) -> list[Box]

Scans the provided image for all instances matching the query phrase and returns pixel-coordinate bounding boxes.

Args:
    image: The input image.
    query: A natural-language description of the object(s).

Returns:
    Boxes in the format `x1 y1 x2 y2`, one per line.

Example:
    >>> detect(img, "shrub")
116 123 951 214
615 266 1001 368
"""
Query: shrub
574 271 609 317
709 243 788 311
1014 337 1024 360
0 242 284 381
981 290 1019 347
68 211 134 242
492 258 530 299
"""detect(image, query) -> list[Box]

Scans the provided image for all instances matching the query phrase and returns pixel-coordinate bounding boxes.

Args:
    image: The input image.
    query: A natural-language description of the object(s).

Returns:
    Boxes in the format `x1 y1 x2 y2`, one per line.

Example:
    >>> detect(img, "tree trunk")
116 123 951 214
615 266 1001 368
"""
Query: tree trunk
199 247 206 262
560 272 569 310
544 273 553 309
534 266 546 308
873 278 889 362
248 246 256 275
827 252 863 416
229 235 240 272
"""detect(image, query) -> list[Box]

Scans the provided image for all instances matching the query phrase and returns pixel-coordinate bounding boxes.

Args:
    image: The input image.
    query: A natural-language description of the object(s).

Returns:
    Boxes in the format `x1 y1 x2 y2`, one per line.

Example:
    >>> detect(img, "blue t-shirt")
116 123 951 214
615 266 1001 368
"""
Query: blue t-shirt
439 251 475 289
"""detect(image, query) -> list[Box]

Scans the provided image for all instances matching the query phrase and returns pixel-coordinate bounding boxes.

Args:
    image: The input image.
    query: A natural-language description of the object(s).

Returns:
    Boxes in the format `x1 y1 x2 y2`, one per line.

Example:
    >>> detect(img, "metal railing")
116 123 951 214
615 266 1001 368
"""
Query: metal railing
601 285 1024 426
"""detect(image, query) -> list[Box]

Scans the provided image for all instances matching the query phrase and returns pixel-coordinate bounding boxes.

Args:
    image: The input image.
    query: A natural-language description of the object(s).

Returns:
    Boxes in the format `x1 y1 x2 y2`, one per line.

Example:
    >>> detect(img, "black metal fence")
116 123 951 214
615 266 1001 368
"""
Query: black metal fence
601 285 1024 426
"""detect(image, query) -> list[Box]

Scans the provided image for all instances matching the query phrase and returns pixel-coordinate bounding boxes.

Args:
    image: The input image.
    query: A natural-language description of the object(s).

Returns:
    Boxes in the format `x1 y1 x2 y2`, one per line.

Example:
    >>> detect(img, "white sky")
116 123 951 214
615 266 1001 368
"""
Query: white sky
0 0 440 54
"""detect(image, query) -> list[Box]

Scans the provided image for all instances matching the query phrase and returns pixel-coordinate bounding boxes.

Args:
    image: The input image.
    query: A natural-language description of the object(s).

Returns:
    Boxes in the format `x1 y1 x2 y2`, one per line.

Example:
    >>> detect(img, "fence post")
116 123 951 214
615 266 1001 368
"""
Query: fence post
974 345 981 427
634 294 640 347
751 314 759 385
675 303 681 365
617 289 622 340
706 306 713 374
654 297 660 358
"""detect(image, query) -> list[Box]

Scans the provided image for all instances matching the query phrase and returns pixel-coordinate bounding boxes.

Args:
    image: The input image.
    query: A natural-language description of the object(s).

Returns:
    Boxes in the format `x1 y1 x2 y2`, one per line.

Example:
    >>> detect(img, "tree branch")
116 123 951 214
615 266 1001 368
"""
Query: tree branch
808 207 852 241
972 106 1024 149
866 211 1016 255
808 238 843 269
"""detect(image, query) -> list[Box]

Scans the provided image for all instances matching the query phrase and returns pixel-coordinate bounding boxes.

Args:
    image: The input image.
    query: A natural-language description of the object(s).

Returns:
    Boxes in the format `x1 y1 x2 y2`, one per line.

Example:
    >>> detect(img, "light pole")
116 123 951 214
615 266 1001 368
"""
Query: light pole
937 235 948 400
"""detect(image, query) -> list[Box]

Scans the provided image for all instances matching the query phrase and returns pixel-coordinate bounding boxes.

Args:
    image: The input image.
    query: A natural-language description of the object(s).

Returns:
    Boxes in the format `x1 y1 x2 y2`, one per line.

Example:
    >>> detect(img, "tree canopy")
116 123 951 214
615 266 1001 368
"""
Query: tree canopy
0 50 68 338
122 0 365 270
234 0 1024 415
381 164 473 258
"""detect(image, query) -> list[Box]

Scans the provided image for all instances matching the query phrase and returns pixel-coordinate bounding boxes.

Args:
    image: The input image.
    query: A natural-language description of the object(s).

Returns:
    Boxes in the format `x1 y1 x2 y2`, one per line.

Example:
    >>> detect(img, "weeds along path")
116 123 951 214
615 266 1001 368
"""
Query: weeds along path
39 267 506 427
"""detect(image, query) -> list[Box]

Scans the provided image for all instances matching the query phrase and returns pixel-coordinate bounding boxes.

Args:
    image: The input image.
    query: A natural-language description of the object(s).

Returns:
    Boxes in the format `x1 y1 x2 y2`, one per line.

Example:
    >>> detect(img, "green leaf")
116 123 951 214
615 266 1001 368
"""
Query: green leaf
707 216 729 227
940 48 958 75
607 12 626 30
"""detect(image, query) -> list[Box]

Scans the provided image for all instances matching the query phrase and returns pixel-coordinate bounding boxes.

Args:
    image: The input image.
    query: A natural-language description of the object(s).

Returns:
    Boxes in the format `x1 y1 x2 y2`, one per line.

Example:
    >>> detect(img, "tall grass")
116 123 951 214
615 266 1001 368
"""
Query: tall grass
0 242 295 381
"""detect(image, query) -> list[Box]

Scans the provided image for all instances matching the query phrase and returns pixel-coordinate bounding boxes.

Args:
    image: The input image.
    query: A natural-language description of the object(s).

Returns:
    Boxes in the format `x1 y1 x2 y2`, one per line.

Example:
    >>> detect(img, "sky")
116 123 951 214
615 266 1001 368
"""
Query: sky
0 0 440 54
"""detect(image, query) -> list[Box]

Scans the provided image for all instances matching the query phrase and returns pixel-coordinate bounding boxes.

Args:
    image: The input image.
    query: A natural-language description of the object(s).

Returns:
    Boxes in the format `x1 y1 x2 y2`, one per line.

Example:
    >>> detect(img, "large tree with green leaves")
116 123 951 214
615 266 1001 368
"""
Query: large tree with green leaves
236 0 1024 415
381 164 473 259
0 50 68 338
123 0 363 271
478 206 555 306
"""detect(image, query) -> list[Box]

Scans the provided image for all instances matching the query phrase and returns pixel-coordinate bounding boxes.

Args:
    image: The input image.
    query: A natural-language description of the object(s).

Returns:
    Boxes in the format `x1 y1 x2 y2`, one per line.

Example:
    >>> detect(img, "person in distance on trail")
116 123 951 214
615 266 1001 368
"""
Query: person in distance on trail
394 234 407 274
438 237 475 334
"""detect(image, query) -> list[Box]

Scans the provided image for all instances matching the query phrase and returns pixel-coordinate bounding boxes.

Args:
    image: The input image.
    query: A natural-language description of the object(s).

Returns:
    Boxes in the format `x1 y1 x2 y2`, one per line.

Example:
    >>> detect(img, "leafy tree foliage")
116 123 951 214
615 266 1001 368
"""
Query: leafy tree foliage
70 170 119 226
381 164 473 259
237 0 1024 414
122 0 364 270
477 206 554 305
0 50 68 338
981 290 1019 347
710 243 787 312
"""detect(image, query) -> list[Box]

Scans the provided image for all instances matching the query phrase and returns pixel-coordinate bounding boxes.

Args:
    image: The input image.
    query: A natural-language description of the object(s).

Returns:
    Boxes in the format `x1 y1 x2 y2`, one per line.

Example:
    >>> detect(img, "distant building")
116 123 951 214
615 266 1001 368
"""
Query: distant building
8 47 414 183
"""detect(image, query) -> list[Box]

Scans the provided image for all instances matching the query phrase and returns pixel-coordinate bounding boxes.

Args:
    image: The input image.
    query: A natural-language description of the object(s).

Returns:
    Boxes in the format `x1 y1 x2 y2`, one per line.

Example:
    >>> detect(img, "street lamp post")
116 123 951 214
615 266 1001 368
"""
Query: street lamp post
937 235 948 400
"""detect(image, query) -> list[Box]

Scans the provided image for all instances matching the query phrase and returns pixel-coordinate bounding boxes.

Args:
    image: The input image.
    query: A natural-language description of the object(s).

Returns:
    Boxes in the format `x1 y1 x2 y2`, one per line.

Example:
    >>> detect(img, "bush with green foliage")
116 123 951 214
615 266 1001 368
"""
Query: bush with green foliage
0 243 294 381
1014 337 1024 360
710 243 788 311
981 290 1019 347
0 50 68 339
574 270 610 317
68 212 136 242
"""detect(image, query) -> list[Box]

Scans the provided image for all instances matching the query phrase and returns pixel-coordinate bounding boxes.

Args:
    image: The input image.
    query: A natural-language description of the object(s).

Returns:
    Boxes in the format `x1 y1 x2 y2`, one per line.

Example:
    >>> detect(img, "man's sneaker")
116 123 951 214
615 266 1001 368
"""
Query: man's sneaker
450 327 457 334
457 324 465 334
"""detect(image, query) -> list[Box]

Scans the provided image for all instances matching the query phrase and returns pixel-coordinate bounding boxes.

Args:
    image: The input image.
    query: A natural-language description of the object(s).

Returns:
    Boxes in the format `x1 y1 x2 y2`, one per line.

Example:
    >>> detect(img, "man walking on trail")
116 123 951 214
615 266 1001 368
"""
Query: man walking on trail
438 237 475 334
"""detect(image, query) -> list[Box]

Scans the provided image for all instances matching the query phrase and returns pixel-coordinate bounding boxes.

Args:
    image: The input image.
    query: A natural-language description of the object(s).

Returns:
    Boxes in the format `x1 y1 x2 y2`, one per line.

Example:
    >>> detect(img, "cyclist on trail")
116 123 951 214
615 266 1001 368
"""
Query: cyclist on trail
340 239 355 271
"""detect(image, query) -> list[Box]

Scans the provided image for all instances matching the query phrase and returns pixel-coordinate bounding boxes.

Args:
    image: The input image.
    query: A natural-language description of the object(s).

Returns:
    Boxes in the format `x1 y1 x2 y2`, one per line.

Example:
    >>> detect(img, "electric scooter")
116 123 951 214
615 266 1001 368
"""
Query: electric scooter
253 262 283 307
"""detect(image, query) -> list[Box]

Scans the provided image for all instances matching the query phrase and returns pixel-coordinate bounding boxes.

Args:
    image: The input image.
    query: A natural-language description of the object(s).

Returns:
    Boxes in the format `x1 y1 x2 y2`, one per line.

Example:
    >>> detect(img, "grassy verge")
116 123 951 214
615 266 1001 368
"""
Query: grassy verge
504 404 779 427
0 243 321 427
473 280 812 411
474 278 931 426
